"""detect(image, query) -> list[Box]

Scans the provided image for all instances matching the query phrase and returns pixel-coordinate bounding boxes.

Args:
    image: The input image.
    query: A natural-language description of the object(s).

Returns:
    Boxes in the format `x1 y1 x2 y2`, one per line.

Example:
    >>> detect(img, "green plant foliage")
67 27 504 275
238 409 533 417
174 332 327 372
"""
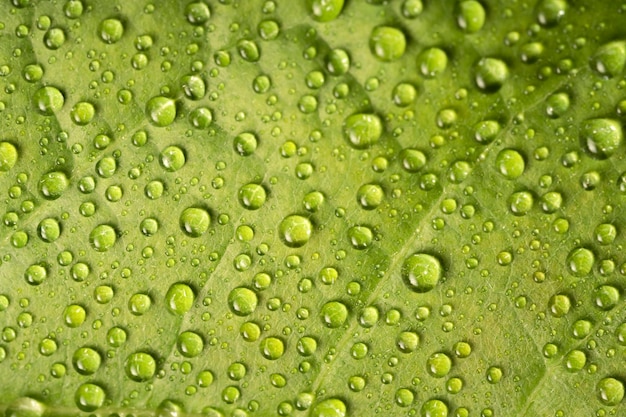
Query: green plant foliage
1 0 626 416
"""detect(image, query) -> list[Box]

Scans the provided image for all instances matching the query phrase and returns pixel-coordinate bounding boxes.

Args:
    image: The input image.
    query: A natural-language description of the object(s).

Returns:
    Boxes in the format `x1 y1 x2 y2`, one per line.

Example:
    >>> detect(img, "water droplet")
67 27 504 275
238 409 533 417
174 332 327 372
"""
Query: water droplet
260 336 285 360
64 304 86 327
228 287 258 316
508 191 533 216
320 301 348 328
581 118 623 159
358 306 379 328
0 142 17 172
307 0 344 22
400 148 427 172
597 377 624 405
73 347 101 375
43 27 65 50
99 18 124 44
185 1 211 24
177 331 204 357
237 40 260 62
107 326 127 347
189 107 212 129
347 226 373 250
370 26 406 61
486 366 503 383
420 399 448 417
74 383 106 412
146 96 177 127
594 285 620 310
279 215 312 247
567 247 594 277
233 132 258 156
125 352 156 382
160 145 186 171
473 120 501 143
24 264 47 286
39 171 68 200
89 224 117 252
70 102 95 125
417 47 448 78
311 399 346 417
64 0 84 18
129 293 152 315
548 293 571 317
595 223 617 244
181 74 206 100
563 349 586 372
38 218 61 242
396 331 419 353
165 283 195 316
33 86 64 115
180 207 210 237
474 57 509 92
402 253 442 293
357 183 384 210
536 0 567 26
545 92 570 118
343 113 382 149
326 48 350 75
427 352 452 377
238 183 266 210
456 0 485 33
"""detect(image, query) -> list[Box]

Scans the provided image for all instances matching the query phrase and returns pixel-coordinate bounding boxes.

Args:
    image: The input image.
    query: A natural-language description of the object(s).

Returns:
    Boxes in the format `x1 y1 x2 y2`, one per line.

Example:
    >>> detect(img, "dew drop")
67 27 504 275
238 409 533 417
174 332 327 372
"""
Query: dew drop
474 57 509 92
307 0 344 22
0 142 18 172
75 383 106 412
320 301 348 328
597 377 624 405
125 352 157 382
70 102 95 125
343 113 383 149
180 207 210 237
72 347 101 375
185 2 211 24
177 331 204 357
39 171 68 200
456 0 485 33
580 118 623 159
548 293 571 317
279 215 312 247
238 183 266 210
260 336 285 360
33 86 64 115
146 96 177 127
417 47 448 78
160 145 186 171
311 399 346 417
228 287 258 316
347 226 373 250
567 247 594 277
165 283 195 316
370 26 406 62
99 18 124 44
89 224 117 252
402 253 442 293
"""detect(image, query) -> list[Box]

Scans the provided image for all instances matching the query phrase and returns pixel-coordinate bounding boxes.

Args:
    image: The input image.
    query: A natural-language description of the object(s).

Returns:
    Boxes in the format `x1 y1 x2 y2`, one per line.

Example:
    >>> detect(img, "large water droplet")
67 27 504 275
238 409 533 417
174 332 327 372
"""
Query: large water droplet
402 253 442 293
39 171 68 200
75 383 106 412
567 247 594 277
343 113 383 149
456 0 485 33
320 301 348 328
0 142 18 172
474 58 509 92
33 86 64 115
307 0 344 22
89 224 117 252
165 283 195 316
597 377 625 405
180 207 210 237
311 398 346 417
228 287 258 316
125 352 157 382
279 215 312 247
580 118 623 159
370 26 406 61
146 96 177 127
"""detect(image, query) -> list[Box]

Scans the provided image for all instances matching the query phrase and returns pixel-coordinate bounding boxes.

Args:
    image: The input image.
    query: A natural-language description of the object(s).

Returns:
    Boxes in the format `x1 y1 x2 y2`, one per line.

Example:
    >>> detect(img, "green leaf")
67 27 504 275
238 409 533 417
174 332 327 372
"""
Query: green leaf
1 1 625 416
